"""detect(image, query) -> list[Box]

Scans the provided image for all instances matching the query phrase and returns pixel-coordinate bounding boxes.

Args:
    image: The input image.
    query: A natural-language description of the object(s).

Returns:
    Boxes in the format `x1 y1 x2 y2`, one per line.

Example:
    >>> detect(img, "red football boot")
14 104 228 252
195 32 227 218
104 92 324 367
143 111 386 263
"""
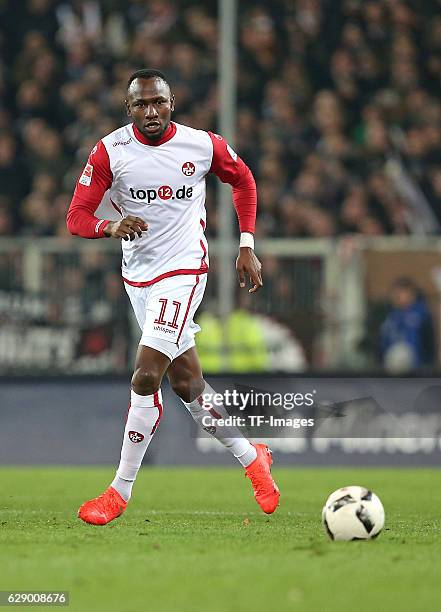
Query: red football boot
245 444 280 514
78 487 127 525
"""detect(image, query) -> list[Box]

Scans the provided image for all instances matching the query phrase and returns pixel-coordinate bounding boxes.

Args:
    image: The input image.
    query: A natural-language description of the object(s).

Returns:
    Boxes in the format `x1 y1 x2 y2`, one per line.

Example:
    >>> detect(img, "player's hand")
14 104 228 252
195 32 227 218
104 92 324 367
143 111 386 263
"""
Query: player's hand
104 216 148 241
236 247 263 293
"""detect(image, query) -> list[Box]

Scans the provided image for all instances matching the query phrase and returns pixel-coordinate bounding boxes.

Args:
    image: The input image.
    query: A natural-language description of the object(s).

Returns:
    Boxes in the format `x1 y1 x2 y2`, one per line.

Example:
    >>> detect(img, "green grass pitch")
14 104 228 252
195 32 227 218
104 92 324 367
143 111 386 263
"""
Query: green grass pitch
1 467 440 612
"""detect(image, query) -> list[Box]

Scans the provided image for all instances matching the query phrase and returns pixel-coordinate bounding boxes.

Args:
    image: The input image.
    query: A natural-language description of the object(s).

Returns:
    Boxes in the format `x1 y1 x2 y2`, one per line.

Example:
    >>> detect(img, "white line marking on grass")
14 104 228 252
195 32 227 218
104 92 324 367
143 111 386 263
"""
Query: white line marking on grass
144 510 259 517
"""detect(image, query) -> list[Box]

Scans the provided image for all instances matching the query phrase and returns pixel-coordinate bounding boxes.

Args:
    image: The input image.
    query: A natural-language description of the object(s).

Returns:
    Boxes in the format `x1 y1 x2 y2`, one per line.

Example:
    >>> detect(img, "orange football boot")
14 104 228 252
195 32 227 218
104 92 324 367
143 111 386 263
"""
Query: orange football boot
78 487 127 525
245 444 280 514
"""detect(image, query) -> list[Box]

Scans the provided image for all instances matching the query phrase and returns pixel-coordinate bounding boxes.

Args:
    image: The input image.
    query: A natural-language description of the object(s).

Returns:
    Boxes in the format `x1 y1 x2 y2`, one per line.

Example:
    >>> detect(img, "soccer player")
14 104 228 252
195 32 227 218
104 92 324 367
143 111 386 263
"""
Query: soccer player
67 69 280 525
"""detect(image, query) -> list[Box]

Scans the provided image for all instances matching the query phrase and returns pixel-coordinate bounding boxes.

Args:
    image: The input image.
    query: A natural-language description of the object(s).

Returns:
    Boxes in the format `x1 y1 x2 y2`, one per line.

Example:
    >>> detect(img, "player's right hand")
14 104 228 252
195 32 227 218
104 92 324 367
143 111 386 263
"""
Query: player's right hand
104 216 148 241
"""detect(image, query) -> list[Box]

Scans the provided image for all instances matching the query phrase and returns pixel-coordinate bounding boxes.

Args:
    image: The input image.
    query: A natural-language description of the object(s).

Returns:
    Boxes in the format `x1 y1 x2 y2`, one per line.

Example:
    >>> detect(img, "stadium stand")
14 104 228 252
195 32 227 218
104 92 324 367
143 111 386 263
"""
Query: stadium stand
0 0 440 373
0 0 439 240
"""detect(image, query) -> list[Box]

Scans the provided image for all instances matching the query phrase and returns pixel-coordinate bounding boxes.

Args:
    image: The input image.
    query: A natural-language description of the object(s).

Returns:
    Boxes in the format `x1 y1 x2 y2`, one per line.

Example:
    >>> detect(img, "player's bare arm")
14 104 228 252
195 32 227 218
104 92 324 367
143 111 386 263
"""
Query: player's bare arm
236 246 263 293
103 216 148 241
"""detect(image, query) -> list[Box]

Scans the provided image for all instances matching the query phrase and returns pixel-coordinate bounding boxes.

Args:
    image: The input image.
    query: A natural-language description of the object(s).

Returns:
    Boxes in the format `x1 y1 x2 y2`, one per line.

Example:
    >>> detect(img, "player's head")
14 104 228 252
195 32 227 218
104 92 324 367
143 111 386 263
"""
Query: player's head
125 69 175 142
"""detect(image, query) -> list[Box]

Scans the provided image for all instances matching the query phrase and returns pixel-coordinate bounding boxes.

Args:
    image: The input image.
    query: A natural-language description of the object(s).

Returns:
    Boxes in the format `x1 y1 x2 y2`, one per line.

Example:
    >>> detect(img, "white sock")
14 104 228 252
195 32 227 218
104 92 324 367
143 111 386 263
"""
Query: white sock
111 389 163 501
183 382 257 468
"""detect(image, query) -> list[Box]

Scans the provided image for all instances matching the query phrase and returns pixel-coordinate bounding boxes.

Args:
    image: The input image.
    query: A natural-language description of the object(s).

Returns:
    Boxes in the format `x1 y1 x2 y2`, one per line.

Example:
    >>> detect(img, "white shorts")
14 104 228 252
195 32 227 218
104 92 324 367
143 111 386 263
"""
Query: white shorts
125 273 207 361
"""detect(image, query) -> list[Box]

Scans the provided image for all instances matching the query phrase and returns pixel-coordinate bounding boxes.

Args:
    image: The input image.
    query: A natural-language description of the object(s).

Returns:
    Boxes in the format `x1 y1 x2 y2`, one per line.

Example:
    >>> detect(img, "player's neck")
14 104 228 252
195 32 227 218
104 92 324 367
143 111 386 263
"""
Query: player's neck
132 122 176 146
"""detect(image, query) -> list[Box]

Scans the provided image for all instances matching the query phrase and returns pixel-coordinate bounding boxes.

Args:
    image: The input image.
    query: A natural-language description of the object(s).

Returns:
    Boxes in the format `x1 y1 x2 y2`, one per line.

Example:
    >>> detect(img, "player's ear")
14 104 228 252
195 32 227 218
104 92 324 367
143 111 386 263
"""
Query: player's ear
125 99 131 118
170 95 175 112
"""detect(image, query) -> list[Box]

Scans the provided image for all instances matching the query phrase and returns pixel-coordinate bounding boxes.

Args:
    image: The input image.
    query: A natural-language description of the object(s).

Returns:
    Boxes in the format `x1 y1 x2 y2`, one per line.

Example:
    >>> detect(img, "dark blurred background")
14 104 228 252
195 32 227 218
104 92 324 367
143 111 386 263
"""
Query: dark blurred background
0 0 440 375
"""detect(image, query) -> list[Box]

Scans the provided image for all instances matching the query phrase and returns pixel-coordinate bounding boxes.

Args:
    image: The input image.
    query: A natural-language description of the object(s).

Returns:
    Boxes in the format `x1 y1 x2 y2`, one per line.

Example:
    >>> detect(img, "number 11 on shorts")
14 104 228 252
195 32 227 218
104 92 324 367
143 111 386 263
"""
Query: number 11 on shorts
154 298 181 329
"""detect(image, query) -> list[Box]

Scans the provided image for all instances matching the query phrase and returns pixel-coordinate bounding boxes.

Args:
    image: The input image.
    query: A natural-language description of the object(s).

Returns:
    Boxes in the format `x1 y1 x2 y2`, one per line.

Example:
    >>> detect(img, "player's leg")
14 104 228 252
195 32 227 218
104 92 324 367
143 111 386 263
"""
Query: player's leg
167 347 256 465
167 347 280 514
78 283 172 525
109 345 171 501
77 345 170 525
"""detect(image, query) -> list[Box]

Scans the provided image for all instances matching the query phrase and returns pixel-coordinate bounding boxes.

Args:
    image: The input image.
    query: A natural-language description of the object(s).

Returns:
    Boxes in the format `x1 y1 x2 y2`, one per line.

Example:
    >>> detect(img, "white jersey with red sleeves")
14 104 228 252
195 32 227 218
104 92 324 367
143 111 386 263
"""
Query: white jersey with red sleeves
105 122 210 285
67 121 257 286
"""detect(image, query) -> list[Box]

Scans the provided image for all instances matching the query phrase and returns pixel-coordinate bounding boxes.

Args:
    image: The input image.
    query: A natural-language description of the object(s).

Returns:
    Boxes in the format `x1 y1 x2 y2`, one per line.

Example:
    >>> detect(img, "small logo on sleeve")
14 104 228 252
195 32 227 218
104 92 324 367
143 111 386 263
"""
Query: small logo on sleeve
182 161 195 176
128 431 144 443
94 219 106 234
79 163 93 186
226 144 237 161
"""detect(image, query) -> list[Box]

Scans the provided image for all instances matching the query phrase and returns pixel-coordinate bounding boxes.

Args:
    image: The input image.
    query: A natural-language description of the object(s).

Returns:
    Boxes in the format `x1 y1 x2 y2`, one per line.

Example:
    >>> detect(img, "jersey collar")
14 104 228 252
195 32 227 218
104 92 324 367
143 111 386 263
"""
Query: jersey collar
132 122 177 146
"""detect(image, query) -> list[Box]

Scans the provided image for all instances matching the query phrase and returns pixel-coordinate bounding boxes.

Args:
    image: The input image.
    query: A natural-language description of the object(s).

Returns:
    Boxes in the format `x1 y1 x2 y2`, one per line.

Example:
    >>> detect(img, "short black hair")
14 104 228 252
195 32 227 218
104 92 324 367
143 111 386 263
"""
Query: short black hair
392 277 417 291
127 69 169 91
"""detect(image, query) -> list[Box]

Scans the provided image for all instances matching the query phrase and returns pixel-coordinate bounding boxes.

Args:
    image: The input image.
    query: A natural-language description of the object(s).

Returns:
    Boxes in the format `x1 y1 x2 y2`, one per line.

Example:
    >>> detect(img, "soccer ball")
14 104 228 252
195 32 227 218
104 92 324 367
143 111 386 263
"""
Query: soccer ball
322 486 385 541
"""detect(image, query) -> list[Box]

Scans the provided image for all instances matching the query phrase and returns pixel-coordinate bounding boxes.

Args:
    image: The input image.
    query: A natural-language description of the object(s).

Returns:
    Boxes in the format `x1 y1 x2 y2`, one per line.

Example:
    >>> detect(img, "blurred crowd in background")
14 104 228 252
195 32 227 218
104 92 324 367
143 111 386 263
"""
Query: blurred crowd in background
0 0 440 373
0 0 440 239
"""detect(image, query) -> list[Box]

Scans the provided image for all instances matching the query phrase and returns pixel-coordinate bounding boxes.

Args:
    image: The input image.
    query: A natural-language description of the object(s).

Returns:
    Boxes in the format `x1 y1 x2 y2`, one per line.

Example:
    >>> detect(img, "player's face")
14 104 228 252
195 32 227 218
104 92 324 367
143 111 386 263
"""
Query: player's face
126 78 175 141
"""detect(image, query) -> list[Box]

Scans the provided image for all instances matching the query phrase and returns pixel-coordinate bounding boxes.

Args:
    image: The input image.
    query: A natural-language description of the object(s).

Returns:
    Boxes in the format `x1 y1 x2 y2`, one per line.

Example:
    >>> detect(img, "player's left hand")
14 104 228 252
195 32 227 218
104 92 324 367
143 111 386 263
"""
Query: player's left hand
236 247 263 293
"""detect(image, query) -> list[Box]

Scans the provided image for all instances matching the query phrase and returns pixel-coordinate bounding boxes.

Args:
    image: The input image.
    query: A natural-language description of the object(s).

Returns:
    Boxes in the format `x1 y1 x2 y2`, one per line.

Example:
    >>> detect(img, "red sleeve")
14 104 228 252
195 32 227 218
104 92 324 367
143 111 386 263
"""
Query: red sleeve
66 140 113 239
208 132 256 234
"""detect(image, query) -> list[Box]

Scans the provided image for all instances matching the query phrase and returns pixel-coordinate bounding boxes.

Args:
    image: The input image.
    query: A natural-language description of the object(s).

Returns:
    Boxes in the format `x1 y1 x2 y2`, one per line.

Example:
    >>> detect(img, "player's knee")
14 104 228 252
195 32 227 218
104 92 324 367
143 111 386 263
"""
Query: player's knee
131 367 163 395
170 377 204 403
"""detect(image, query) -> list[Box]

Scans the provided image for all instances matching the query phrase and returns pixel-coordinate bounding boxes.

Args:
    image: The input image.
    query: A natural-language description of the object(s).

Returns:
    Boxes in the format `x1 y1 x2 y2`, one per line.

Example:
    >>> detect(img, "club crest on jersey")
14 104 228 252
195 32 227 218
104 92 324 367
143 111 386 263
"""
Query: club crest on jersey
128 431 144 443
79 163 93 186
182 161 195 176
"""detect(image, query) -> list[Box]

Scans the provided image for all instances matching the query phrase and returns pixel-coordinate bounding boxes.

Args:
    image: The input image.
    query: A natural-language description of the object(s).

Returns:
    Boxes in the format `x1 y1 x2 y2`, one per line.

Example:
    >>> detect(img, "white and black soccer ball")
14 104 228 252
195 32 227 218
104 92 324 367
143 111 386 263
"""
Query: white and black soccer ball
322 486 385 541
